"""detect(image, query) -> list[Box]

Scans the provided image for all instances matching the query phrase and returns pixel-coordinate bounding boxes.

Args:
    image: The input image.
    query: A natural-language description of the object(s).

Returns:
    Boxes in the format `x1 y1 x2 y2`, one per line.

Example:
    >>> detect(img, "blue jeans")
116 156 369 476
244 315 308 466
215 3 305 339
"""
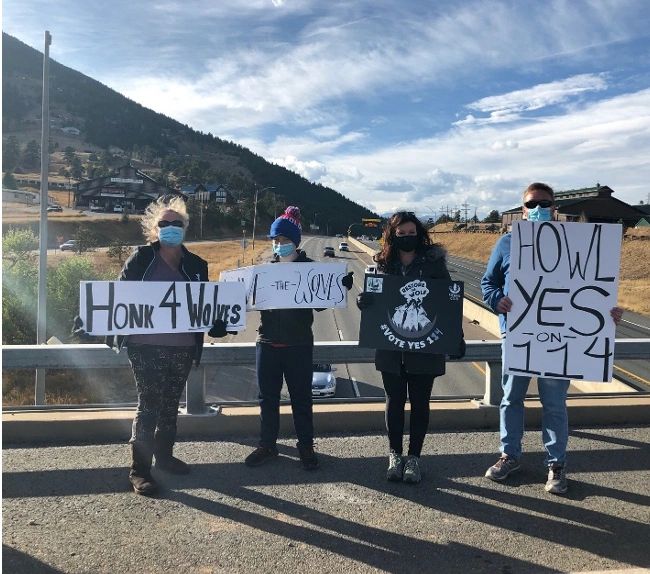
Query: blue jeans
256 343 314 448
500 344 570 465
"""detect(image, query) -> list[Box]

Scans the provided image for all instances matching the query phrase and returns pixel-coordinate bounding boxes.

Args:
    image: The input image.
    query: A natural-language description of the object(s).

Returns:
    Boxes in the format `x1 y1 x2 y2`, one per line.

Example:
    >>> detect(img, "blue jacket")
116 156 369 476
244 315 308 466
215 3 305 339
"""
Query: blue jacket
481 233 511 335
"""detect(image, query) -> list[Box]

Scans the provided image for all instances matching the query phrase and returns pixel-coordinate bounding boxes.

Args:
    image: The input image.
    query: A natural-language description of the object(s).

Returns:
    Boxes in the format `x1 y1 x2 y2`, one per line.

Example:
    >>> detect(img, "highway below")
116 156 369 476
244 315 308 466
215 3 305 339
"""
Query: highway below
204 235 494 403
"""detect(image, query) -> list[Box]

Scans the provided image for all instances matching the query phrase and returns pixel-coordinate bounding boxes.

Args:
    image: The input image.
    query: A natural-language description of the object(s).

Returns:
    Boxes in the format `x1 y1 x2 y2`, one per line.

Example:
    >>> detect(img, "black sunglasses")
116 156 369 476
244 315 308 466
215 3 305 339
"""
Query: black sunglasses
157 220 184 228
524 200 553 209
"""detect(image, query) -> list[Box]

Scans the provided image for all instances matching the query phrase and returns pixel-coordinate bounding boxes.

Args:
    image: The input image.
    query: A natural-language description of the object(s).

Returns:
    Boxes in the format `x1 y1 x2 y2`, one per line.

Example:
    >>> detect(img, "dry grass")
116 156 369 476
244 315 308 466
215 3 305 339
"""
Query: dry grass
185 240 272 279
48 239 272 280
431 230 650 316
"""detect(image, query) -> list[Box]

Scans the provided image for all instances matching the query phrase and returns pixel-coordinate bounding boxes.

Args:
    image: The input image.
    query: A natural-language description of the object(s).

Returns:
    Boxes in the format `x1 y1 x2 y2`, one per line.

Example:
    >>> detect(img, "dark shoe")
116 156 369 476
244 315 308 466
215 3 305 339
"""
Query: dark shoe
245 446 279 467
297 443 319 471
129 470 159 496
154 431 190 475
485 455 521 482
129 442 158 496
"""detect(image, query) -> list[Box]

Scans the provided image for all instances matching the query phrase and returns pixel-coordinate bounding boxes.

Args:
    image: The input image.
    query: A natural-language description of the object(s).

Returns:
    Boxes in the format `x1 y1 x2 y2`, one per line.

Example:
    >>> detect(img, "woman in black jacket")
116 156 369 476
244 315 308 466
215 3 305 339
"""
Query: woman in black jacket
110 196 225 496
357 211 459 484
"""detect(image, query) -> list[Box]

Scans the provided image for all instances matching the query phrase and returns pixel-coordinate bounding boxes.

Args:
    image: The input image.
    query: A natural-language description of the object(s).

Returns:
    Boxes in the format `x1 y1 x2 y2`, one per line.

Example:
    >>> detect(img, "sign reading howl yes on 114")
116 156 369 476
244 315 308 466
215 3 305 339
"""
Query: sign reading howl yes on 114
505 221 622 382
220 262 349 310
79 281 247 335
358 274 464 354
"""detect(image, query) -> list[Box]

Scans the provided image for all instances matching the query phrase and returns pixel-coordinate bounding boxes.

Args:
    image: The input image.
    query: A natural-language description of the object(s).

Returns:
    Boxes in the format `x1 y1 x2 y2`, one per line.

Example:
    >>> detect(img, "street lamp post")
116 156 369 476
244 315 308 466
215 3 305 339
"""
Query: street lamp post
251 185 275 252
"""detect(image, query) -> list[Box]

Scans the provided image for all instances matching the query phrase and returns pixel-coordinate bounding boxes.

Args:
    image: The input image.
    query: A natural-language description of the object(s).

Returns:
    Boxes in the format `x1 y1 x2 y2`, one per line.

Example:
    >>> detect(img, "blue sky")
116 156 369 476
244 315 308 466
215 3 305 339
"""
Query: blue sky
4 0 650 218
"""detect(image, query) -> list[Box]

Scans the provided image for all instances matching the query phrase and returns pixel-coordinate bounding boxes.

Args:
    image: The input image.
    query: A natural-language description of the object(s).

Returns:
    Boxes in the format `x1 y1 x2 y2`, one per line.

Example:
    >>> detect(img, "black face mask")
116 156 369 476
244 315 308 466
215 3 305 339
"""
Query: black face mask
393 234 418 252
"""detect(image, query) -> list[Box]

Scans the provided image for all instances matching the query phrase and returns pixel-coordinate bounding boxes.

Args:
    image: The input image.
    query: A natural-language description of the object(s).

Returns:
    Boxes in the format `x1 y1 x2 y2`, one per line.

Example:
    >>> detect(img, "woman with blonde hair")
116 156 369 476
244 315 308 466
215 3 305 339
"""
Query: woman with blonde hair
109 195 227 495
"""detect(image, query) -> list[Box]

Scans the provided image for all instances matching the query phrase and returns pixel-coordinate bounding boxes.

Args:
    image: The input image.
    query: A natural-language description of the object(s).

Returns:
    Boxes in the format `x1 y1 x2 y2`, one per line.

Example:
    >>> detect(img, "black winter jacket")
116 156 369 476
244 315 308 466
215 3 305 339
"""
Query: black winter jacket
374 244 451 376
107 241 209 365
257 250 315 346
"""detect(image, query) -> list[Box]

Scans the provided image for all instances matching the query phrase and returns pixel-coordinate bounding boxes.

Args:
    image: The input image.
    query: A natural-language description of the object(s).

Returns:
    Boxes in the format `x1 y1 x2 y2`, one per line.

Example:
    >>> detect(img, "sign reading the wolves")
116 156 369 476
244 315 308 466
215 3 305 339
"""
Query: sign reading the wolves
79 281 246 335
505 221 621 382
358 274 464 354
220 262 349 310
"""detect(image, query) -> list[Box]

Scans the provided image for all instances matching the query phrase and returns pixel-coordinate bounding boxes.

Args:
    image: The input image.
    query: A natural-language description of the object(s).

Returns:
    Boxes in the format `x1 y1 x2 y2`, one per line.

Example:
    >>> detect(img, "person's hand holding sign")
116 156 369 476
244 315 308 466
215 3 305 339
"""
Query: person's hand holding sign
356 292 374 310
208 319 229 338
496 296 513 314
610 306 623 326
70 316 93 342
341 271 354 290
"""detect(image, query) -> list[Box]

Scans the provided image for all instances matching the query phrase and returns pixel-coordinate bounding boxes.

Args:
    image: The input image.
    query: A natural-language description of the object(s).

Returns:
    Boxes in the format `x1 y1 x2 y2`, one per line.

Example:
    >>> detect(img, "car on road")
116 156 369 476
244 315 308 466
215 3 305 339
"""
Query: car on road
312 363 337 397
338 242 349 251
47 205 63 212
323 246 336 258
113 205 124 213
59 239 78 252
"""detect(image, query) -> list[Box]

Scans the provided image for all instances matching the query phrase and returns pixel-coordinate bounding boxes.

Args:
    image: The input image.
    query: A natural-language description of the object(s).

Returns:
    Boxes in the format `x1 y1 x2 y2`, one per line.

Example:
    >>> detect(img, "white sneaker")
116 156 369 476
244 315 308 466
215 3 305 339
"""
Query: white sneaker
544 464 568 495
386 450 403 482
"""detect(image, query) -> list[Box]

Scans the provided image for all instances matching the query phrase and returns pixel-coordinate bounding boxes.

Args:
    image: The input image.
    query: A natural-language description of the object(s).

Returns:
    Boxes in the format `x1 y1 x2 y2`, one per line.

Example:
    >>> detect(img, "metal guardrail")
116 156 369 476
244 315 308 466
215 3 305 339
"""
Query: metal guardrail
3 340 649 413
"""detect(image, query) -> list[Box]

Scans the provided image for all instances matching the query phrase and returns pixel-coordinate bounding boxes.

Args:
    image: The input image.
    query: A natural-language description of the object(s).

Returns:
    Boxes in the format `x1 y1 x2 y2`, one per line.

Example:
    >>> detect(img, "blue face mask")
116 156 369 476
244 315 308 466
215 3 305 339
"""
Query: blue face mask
159 226 185 246
527 206 553 222
273 242 296 258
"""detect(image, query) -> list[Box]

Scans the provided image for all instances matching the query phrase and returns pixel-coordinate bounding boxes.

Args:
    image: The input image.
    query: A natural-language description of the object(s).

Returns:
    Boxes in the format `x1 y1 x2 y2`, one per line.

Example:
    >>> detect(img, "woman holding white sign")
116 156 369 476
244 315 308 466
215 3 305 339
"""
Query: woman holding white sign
357 211 463 484
109 196 228 496
244 206 354 470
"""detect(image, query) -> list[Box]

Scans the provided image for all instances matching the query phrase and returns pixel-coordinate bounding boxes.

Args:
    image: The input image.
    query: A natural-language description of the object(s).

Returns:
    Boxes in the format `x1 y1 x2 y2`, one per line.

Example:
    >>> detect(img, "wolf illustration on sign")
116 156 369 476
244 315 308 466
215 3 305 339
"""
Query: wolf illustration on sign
388 279 437 338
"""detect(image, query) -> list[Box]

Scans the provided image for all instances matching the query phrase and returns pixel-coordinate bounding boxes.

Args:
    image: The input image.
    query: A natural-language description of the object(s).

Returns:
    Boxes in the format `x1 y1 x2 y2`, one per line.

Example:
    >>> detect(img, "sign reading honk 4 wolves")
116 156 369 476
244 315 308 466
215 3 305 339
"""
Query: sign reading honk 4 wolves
505 221 622 382
79 281 246 335
358 274 464 354
220 262 349 310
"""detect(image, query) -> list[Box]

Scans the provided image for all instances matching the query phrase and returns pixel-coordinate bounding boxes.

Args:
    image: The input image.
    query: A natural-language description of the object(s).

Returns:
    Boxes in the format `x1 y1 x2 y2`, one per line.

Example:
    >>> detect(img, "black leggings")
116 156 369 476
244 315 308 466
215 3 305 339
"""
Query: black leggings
381 371 435 457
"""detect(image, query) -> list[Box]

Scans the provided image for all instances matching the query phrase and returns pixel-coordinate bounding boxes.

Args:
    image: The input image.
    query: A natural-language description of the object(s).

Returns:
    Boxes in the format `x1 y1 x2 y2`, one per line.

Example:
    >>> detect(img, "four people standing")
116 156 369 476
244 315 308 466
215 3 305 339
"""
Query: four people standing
78 190 625 495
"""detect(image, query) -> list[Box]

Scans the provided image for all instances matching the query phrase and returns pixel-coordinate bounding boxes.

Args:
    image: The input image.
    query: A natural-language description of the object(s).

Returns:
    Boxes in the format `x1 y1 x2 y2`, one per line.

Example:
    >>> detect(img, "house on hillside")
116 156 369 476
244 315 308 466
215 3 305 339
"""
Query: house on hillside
180 182 233 204
501 184 646 230
75 164 178 213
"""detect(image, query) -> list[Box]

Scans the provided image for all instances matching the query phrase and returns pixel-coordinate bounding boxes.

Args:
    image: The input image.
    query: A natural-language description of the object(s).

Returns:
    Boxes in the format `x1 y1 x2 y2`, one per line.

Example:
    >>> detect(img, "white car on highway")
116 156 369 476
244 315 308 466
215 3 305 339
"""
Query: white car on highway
338 242 349 251
311 363 337 397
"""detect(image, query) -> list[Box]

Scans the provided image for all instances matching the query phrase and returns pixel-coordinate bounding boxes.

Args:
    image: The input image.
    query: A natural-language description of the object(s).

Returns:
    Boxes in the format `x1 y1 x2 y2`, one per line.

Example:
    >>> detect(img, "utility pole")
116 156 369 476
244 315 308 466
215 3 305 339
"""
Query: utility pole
251 185 275 251
461 201 470 224
36 30 52 405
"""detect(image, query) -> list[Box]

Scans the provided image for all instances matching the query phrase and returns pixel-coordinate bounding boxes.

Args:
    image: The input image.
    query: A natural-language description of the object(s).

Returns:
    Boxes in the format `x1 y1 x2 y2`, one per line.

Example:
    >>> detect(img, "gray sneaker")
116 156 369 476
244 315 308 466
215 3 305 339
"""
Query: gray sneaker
545 464 568 495
386 450 403 482
485 455 521 482
402 456 422 484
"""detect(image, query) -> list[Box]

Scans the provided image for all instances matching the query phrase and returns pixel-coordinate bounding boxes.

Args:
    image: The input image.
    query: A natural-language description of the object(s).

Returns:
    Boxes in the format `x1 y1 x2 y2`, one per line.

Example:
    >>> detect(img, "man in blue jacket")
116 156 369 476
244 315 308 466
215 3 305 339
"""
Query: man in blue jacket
481 182 623 495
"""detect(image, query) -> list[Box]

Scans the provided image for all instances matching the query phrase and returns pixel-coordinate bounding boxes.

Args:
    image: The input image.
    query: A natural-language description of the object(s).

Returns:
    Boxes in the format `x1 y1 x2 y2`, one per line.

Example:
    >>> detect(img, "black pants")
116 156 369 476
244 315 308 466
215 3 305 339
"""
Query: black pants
381 370 435 457
127 345 194 443
256 343 314 448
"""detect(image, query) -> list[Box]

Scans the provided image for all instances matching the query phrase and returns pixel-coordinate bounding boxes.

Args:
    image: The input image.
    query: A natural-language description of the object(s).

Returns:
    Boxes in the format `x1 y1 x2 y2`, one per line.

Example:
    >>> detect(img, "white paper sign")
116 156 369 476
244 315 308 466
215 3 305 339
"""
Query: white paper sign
79 281 247 335
504 221 621 382
220 262 349 310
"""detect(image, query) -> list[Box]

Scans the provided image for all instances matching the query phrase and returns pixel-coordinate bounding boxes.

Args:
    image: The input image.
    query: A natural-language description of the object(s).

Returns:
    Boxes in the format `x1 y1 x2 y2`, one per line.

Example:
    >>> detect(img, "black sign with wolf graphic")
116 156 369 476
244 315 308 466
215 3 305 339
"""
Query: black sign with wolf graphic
358 274 464 354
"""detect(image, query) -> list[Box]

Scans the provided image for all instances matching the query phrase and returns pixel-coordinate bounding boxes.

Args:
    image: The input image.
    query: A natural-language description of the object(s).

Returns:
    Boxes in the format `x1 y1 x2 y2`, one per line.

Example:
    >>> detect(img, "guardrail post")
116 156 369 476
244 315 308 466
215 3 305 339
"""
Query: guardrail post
35 368 46 405
482 360 503 407
186 366 207 414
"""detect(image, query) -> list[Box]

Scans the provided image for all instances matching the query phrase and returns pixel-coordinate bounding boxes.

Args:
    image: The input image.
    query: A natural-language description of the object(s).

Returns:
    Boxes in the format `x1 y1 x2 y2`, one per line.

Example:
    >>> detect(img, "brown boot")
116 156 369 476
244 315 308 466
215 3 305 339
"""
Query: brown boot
154 430 190 475
129 442 158 496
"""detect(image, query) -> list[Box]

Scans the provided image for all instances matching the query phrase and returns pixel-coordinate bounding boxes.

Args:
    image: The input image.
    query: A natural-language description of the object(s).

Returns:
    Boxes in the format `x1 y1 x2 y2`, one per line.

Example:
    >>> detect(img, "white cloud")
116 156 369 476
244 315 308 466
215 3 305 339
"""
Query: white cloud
318 89 650 215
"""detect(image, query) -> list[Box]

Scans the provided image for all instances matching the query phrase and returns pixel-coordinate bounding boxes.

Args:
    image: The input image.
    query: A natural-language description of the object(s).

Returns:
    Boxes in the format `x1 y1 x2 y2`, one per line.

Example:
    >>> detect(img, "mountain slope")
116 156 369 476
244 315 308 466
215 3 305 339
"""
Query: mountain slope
2 33 377 233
